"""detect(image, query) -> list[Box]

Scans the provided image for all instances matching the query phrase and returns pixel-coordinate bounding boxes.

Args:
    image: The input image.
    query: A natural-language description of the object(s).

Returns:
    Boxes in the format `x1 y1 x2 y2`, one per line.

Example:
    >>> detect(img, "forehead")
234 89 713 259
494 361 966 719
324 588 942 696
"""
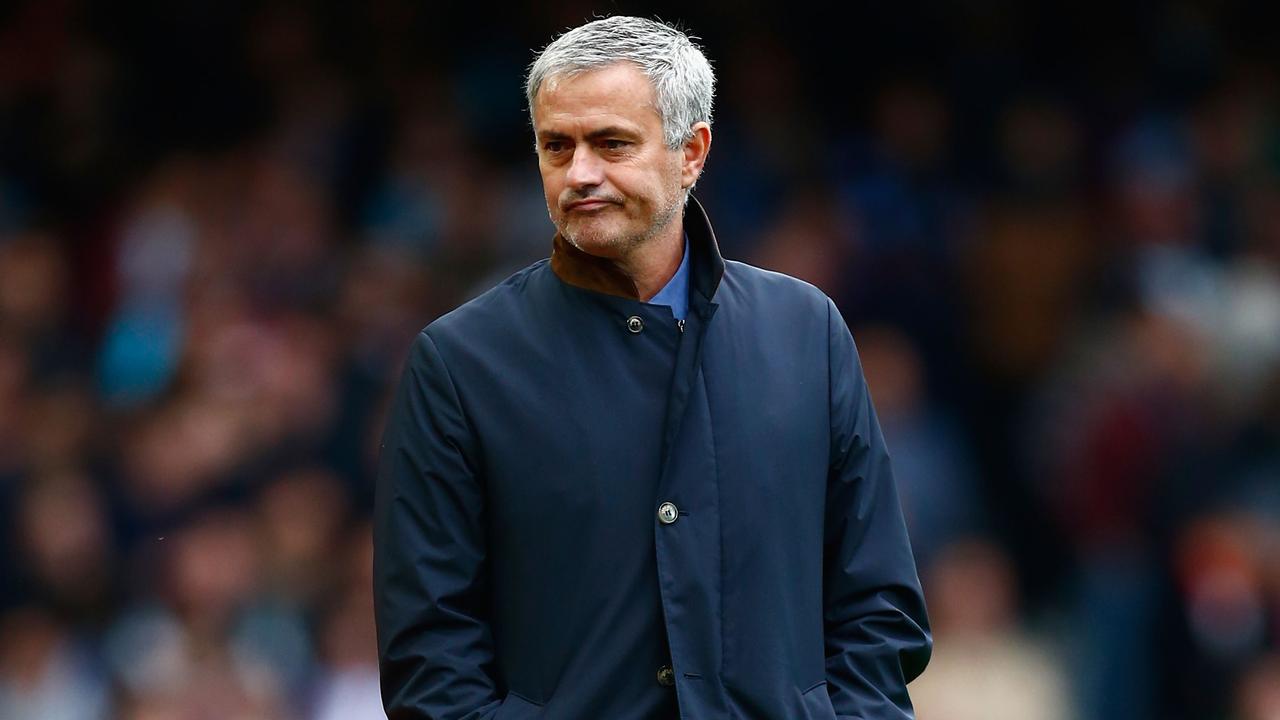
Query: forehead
533 63 661 133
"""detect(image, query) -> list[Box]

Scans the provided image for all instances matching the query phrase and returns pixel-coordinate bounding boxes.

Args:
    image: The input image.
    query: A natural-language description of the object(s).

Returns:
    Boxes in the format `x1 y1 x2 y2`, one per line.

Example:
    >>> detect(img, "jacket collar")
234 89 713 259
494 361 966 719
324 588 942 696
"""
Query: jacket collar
550 194 725 304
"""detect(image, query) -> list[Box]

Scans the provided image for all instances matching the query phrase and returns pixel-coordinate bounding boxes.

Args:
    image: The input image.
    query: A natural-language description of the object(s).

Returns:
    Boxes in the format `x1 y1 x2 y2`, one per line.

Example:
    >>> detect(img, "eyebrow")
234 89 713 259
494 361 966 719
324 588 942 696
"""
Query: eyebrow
537 126 642 142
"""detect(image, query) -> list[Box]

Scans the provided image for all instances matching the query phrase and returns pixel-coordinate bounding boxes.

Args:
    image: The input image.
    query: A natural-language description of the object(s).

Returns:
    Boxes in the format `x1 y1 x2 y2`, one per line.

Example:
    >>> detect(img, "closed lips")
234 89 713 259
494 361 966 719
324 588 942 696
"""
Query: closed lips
567 199 614 210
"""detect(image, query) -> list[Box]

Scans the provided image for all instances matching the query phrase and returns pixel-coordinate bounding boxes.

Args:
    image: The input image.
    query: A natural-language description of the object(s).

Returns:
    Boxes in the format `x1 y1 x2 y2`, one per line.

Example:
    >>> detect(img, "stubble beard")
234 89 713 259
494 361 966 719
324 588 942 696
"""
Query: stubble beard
558 189 684 259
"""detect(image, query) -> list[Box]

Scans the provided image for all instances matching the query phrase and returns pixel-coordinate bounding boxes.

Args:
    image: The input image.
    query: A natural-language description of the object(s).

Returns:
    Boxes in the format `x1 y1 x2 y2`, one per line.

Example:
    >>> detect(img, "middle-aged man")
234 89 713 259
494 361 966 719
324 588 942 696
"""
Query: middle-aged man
374 15 931 720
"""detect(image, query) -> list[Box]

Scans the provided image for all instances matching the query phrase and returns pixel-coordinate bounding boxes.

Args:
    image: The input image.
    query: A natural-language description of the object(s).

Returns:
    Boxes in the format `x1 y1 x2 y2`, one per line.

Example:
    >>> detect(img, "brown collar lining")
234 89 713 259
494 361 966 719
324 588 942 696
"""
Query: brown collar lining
549 233 642 299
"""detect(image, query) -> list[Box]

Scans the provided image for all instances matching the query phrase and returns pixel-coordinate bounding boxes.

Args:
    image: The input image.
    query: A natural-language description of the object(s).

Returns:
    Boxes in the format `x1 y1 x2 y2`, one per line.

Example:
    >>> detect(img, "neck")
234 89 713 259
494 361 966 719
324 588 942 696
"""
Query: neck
550 207 698 302
612 218 684 302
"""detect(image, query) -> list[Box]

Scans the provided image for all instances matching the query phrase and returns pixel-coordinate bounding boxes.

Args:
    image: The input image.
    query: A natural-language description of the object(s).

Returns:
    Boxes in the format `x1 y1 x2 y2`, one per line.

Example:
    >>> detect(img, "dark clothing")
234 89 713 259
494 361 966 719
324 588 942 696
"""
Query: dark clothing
374 197 930 719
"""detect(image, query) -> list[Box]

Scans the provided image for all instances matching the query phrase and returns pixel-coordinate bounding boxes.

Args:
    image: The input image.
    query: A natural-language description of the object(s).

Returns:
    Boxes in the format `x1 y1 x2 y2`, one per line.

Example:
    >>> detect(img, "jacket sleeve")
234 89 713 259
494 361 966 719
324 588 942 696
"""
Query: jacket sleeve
823 298 932 719
373 330 502 720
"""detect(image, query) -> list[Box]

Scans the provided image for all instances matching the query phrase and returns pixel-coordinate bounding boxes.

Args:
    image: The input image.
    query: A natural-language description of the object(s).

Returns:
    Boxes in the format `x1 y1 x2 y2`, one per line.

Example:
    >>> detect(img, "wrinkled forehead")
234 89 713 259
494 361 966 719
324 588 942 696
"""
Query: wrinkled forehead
533 62 661 120
532 64 670 141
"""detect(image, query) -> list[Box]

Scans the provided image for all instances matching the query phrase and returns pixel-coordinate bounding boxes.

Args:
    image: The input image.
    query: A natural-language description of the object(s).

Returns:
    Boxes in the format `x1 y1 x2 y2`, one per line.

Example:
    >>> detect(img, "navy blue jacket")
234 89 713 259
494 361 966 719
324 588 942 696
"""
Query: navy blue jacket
374 197 931 719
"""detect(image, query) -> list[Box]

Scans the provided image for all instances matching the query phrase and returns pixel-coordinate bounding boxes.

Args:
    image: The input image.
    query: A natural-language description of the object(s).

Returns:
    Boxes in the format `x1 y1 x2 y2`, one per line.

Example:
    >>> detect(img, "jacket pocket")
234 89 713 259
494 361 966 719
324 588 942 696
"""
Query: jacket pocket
800 681 838 720
493 691 545 719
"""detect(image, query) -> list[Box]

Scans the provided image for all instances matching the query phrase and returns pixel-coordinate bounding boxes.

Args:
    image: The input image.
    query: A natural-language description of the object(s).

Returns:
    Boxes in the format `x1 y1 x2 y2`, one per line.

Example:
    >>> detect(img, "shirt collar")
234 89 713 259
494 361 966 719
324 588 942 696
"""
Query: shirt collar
646 234 690 320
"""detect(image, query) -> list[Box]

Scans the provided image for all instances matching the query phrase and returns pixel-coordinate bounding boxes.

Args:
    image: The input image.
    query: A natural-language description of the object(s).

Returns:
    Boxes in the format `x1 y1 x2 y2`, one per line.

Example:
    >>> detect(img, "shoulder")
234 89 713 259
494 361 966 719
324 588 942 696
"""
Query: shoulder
421 258 553 351
718 259 834 317
712 260 842 363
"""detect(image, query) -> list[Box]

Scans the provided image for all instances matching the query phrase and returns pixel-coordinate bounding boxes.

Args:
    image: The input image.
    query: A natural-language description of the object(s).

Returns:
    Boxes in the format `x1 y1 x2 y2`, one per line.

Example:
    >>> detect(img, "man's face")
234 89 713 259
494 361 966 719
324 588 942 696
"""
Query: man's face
533 63 687 259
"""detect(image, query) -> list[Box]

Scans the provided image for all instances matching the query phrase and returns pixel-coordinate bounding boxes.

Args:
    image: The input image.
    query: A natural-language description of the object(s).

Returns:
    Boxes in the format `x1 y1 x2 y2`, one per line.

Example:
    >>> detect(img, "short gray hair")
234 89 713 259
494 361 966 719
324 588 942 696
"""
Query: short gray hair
526 16 716 150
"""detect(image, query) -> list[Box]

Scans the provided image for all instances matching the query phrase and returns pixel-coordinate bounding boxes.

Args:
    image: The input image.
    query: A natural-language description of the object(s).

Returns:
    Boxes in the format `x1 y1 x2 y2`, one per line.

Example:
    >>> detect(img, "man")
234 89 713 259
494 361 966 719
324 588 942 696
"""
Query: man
374 16 930 720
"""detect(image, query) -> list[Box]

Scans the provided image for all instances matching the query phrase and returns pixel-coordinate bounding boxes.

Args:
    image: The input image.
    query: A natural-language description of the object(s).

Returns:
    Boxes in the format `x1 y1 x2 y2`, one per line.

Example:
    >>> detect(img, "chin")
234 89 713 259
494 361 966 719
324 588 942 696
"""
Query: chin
566 234 627 258
563 221 631 257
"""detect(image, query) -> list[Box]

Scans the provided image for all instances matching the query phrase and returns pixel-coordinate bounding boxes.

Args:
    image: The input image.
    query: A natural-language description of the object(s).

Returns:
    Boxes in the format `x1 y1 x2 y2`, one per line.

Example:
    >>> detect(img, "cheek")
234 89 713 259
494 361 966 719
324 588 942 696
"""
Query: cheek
614 169 658 204
541 173 563 207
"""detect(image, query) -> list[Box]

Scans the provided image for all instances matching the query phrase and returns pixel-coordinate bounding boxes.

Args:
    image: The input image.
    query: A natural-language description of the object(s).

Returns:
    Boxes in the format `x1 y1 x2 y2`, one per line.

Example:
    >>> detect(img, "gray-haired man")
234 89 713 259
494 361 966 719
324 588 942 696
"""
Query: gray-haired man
374 16 931 719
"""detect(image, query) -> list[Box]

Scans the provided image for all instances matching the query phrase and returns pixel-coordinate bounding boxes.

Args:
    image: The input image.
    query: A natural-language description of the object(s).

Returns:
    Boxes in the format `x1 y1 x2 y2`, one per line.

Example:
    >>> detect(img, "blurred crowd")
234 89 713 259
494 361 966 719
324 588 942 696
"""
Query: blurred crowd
2 2 1279 719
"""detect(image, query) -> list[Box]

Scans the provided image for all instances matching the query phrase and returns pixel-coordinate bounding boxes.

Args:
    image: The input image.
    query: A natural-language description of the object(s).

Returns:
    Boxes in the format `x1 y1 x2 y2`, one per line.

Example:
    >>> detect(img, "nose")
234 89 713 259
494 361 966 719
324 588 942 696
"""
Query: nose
565 144 605 190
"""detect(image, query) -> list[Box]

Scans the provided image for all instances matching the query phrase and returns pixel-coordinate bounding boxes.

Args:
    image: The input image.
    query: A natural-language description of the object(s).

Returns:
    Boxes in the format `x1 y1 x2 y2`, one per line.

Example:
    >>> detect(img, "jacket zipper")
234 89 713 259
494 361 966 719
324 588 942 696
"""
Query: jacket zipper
677 319 685 333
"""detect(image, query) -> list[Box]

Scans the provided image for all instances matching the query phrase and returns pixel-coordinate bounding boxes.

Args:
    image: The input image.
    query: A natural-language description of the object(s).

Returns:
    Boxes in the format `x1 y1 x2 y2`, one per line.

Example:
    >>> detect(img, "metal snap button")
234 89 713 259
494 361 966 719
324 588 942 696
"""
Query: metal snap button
627 315 643 333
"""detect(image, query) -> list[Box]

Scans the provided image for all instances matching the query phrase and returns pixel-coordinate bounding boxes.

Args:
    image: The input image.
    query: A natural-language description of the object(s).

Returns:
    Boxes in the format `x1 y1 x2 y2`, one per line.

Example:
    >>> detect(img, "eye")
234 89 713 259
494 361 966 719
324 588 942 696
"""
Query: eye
543 140 565 153
602 139 631 150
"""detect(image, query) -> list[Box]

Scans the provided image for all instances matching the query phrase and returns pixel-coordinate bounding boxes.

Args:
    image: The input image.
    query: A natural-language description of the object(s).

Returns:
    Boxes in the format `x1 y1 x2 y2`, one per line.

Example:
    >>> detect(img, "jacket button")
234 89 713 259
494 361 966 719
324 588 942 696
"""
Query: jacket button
656 664 675 687
657 502 679 525
626 315 644 333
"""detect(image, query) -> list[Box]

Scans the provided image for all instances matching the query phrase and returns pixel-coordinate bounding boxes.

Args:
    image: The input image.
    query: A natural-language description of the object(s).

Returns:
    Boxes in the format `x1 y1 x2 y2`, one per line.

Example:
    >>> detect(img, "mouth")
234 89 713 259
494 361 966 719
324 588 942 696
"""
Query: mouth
565 199 616 212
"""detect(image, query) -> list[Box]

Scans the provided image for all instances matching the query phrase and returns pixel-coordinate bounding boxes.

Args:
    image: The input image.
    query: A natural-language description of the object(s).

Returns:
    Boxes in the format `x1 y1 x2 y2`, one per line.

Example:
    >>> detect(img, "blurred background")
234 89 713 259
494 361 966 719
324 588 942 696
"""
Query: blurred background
1 1 1278 718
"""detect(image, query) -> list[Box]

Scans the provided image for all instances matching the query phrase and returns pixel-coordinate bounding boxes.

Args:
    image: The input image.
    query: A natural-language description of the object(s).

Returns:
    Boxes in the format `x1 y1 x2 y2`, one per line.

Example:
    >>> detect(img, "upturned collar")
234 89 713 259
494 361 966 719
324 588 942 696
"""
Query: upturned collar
550 194 726 304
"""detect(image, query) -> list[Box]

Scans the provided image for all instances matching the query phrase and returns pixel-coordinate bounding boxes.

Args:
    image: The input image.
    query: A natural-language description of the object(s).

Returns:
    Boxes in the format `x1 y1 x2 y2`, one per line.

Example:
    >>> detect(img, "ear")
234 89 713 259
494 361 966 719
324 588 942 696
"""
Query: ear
680 122 712 189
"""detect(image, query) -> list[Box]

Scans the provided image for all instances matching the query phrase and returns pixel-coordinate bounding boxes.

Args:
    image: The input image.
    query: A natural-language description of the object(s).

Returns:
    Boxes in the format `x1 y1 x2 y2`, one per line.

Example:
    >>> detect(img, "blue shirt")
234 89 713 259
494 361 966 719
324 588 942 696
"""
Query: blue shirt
646 234 690 320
